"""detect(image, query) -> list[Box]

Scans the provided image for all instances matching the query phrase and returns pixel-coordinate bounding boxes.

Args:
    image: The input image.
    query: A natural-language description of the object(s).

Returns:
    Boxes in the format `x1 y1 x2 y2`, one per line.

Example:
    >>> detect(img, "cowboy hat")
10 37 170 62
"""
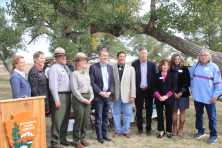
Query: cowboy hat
73 52 90 62
54 47 69 57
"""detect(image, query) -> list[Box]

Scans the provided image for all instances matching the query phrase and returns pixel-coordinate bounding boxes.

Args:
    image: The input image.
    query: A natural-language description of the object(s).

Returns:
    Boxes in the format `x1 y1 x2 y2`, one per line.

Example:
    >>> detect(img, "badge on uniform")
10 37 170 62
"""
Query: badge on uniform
62 70 65 72
178 70 183 73
204 68 210 71
159 77 163 79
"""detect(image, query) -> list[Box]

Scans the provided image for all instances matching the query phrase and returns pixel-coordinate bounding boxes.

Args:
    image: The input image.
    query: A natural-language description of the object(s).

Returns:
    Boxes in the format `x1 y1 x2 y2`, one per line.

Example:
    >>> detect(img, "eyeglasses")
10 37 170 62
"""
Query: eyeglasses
199 55 209 57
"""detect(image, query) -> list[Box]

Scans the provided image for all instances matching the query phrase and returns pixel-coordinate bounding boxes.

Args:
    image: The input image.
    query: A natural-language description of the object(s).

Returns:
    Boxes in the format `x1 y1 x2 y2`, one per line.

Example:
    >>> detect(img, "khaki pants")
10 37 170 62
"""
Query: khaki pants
51 93 71 147
72 94 91 145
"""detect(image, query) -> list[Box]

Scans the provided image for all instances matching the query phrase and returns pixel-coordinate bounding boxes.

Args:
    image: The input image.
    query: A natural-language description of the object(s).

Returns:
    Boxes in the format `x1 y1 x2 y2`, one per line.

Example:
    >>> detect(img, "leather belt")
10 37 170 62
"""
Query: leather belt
140 87 148 90
81 92 90 95
58 91 71 94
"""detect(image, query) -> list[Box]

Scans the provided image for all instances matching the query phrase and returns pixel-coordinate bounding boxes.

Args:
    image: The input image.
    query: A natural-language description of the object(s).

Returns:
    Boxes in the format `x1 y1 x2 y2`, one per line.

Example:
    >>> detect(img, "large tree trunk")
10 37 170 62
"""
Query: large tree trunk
3 61 13 75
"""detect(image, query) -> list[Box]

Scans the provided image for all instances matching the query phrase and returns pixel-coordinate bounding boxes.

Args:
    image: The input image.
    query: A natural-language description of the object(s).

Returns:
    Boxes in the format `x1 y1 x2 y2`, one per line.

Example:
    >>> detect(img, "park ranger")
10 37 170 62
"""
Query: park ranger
49 47 72 148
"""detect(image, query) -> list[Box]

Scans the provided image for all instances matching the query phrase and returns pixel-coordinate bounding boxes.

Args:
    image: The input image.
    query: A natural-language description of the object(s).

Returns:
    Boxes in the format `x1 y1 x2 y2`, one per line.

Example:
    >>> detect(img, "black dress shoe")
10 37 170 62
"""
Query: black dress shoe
157 132 165 139
103 136 111 141
60 141 73 146
146 131 152 136
137 130 143 135
98 138 104 144
167 133 172 138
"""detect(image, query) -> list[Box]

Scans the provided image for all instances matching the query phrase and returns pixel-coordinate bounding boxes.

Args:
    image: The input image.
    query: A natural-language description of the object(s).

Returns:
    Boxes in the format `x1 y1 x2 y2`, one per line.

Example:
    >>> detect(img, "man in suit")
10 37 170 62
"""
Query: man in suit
89 49 115 144
131 47 156 136
112 52 136 138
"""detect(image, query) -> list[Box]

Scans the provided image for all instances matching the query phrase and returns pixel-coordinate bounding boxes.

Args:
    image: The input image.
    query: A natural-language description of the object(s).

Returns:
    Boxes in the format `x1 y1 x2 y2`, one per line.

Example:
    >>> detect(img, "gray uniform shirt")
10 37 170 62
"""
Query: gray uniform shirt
70 70 94 102
49 62 72 102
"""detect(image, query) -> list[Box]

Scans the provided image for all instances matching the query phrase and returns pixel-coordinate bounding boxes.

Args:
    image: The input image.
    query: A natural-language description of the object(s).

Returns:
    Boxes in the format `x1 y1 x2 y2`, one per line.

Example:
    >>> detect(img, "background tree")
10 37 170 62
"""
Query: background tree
0 8 25 74
128 35 176 63
6 0 222 70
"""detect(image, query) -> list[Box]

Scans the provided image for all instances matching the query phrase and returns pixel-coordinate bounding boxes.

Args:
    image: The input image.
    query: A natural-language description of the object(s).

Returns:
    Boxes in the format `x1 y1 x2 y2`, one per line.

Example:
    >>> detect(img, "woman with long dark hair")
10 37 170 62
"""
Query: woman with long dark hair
170 54 190 136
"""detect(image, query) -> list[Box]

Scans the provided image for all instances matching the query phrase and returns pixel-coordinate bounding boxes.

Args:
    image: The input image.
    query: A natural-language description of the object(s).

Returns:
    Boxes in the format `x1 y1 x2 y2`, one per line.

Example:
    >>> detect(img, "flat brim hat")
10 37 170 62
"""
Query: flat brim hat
45 56 53 63
73 52 90 62
54 47 69 57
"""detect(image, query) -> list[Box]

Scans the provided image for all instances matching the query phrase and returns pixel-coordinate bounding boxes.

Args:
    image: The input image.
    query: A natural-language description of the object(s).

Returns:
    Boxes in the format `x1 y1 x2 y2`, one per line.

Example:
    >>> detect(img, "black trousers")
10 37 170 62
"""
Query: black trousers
156 103 172 132
135 89 153 131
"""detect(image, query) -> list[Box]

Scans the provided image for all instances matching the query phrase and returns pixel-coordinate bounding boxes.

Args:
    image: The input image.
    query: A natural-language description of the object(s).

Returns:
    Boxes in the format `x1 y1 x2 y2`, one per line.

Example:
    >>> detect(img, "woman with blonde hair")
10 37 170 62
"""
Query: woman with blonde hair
70 52 94 148
10 55 31 99
170 54 190 136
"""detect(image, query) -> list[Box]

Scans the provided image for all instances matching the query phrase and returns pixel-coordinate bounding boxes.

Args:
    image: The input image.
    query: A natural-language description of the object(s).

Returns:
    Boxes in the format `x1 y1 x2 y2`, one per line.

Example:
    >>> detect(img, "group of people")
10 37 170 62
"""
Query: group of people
10 47 222 147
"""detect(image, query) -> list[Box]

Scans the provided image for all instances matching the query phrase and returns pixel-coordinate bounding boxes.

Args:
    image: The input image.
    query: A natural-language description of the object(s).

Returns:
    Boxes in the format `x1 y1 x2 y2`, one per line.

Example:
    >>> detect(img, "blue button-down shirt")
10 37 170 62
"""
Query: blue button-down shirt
190 62 222 104
140 60 148 88
100 61 109 92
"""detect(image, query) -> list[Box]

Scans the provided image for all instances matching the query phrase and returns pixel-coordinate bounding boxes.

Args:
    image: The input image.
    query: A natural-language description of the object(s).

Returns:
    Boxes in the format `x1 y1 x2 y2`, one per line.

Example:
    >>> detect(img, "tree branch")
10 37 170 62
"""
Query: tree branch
53 3 80 19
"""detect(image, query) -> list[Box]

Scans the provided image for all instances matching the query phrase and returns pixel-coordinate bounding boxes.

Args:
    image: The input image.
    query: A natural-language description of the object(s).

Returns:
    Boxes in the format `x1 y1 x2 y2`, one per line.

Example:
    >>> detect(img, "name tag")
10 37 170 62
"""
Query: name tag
204 68 210 71
159 77 163 79
178 70 183 73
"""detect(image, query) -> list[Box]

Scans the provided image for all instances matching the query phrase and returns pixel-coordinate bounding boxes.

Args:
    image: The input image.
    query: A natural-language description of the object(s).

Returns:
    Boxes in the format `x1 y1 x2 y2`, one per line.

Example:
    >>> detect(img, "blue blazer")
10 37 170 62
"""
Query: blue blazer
89 62 115 101
132 60 156 97
10 71 31 99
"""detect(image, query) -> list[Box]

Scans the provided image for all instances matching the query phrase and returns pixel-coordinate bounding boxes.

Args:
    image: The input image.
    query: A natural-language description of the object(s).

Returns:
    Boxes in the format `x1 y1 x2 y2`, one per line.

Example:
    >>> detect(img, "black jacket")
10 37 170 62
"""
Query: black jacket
131 60 156 97
154 72 177 105
170 66 190 97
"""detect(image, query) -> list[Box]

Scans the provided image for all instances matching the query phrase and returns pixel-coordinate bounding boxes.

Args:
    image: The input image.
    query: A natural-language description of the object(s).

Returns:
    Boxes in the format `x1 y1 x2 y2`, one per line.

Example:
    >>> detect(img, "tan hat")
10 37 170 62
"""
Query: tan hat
54 47 69 57
45 56 53 63
73 52 90 62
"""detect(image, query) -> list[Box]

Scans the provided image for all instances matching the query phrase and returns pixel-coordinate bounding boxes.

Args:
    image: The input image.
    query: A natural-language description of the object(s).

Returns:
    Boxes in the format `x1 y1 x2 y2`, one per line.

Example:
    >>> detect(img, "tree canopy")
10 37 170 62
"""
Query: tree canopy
0 8 25 74
4 0 222 70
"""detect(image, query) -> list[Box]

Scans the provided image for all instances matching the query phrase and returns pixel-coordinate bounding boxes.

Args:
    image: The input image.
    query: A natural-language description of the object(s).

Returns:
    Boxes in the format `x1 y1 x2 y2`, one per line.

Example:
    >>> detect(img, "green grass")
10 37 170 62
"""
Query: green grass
1 73 222 148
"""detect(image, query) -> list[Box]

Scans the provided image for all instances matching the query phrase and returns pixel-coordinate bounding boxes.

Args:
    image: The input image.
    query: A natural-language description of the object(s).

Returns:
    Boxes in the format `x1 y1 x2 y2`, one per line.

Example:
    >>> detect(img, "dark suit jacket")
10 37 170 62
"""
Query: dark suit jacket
10 71 31 99
131 60 156 97
154 72 177 105
170 66 190 97
89 62 115 101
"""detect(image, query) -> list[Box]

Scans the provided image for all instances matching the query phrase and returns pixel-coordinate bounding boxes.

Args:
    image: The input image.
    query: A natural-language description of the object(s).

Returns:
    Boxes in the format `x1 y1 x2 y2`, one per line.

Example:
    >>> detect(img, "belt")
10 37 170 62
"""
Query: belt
58 91 71 94
140 87 148 90
81 92 90 95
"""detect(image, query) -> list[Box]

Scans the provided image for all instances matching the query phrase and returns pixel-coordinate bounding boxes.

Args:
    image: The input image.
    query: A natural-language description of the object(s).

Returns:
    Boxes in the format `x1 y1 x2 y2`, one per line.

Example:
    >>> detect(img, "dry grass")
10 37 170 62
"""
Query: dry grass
1 72 222 148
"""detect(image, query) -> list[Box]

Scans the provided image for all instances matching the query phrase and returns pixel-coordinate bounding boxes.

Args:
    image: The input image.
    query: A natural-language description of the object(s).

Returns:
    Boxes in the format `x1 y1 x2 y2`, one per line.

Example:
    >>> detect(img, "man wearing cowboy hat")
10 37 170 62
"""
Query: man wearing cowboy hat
49 47 72 148
43 56 54 78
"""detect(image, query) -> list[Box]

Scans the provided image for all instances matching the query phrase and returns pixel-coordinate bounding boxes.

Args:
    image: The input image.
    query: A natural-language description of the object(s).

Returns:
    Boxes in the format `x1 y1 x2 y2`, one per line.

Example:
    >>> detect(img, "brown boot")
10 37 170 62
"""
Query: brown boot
75 144 84 148
178 120 185 136
113 132 119 138
81 141 90 146
173 119 177 136
124 133 131 138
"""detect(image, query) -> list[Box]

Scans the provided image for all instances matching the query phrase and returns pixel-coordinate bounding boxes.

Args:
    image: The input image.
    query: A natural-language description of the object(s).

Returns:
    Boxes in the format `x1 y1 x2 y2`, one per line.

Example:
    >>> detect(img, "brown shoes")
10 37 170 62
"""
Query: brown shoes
113 132 119 138
81 141 90 146
75 143 84 148
124 133 131 138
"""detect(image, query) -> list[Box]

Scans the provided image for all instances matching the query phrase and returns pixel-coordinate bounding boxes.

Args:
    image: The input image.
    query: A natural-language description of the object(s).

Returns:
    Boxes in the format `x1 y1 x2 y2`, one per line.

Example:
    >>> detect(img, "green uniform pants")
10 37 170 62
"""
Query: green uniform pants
51 93 71 147
72 94 91 145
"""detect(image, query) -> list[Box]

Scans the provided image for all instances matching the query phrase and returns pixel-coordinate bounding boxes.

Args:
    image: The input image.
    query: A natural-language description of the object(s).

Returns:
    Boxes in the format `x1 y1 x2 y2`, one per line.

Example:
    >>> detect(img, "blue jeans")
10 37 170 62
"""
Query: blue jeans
94 97 111 139
194 101 217 138
113 94 133 133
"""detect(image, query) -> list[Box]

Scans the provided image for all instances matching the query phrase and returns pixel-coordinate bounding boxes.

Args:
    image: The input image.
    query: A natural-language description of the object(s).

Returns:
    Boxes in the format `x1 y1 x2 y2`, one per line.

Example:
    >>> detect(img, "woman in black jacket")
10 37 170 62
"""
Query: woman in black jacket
154 59 177 139
170 54 190 136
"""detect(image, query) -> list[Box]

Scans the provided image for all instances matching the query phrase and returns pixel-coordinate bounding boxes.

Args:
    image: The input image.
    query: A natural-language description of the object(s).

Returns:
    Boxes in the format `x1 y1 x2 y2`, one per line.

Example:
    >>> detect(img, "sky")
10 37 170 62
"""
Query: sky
1 0 151 63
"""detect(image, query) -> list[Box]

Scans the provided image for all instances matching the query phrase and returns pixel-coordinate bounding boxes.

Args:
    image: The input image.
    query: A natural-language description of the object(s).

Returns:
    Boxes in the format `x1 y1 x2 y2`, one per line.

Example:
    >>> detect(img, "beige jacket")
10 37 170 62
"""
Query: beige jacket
113 64 136 103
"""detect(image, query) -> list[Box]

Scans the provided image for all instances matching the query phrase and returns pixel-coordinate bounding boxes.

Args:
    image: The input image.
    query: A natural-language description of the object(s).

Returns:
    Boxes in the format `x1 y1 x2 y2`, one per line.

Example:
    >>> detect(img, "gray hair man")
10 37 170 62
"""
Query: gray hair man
190 49 222 144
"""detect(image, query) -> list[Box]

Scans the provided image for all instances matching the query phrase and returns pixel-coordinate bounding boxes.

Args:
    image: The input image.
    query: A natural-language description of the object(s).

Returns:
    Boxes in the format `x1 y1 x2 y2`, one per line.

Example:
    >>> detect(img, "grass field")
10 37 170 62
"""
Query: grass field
1 72 222 148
